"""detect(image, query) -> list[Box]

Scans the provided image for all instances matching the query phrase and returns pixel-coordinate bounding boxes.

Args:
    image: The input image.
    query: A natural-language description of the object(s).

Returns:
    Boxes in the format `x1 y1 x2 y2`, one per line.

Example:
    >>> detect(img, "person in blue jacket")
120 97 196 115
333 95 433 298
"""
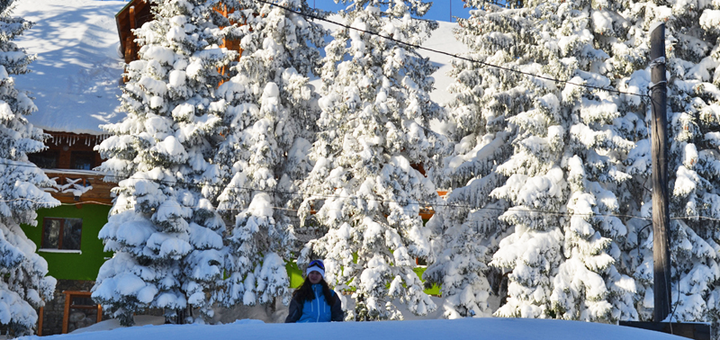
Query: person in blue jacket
285 259 344 323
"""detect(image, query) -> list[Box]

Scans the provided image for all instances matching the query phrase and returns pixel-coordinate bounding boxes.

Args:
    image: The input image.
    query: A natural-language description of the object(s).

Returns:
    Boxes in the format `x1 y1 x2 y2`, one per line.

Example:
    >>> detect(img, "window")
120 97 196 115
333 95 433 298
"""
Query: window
70 151 95 170
41 218 82 250
28 150 59 169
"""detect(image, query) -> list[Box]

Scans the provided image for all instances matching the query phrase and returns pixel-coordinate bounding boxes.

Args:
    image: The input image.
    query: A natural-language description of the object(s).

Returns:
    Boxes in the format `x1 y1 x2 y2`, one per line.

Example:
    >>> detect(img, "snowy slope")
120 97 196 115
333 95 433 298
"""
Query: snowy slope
10 0 463 136
20 315 688 340
12 0 129 135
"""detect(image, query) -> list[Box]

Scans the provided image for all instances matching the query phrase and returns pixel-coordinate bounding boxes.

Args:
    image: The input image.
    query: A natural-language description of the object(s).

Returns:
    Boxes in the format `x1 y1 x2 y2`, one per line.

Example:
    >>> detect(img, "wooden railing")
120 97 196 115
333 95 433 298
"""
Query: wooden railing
43 170 116 205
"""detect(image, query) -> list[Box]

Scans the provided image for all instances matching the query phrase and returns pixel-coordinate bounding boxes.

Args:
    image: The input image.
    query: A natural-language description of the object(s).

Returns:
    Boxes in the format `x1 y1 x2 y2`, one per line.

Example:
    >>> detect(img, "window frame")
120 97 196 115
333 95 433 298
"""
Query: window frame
40 217 83 251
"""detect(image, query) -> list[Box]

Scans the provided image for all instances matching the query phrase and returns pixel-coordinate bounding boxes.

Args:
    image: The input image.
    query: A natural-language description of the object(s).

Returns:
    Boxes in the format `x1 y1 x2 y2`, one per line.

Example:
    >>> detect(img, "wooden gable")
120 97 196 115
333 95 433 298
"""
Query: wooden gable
116 0 154 64
116 1 241 66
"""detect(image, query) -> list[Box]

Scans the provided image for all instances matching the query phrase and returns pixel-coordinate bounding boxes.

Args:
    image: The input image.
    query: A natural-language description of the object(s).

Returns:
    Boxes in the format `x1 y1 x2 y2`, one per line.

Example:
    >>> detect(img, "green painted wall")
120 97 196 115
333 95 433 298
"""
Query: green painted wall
287 262 304 288
21 204 112 281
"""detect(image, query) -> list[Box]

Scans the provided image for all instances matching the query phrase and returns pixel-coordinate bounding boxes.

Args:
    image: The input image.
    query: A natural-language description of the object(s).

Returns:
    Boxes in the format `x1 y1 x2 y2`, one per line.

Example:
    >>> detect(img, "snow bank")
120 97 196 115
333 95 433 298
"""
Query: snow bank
21 317 689 340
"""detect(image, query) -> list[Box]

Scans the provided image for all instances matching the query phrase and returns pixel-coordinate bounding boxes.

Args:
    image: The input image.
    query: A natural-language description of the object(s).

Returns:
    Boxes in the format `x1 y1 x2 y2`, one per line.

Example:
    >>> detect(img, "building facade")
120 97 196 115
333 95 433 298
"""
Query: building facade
21 132 115 335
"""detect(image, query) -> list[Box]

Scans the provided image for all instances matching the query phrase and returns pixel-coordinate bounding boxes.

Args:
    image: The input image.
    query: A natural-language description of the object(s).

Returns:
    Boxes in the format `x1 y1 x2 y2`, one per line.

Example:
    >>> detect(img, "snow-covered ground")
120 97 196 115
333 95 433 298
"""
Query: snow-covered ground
19 314 688 340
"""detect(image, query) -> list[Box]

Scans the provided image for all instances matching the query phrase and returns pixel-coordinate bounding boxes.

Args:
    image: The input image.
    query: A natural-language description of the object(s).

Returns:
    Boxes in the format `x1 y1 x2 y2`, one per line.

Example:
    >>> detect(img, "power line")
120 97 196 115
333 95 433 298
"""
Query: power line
3 161 720 222
7 173 720 223
7 190 720 223
255 0 649 99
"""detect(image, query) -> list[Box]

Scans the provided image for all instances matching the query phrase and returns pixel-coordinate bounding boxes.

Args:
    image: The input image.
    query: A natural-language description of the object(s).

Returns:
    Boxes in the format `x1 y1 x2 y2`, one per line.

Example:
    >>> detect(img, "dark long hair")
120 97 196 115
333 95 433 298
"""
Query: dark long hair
293 276 337 305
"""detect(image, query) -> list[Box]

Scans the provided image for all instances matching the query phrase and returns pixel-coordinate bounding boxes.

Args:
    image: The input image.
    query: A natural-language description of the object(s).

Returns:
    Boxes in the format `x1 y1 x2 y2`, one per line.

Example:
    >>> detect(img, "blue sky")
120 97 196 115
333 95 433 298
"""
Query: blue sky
308 0 472 22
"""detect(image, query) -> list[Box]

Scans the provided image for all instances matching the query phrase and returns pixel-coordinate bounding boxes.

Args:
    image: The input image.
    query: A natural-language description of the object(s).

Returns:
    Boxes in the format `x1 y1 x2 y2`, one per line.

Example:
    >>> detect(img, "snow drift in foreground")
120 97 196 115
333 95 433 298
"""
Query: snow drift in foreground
21 317 687 340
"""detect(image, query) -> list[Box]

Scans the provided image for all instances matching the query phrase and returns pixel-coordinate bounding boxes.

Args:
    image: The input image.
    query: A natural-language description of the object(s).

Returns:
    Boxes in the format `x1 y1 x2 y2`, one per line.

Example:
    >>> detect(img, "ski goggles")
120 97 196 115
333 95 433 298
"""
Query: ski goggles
308 259 325 270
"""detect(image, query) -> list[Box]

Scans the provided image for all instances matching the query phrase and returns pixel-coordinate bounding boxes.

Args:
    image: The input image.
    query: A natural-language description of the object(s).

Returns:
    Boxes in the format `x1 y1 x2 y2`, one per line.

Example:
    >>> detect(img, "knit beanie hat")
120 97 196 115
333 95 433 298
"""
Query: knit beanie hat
306 259 325 278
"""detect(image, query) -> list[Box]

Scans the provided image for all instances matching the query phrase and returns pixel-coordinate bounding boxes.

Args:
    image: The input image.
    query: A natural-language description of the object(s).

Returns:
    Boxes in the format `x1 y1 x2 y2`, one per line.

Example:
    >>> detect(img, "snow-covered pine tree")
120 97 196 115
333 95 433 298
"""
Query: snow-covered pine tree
297 0 445 320
617 0 720 334
421 0 525 319
0 1 59 336
92 0 236 325
450 0 642 322
213 0 326 308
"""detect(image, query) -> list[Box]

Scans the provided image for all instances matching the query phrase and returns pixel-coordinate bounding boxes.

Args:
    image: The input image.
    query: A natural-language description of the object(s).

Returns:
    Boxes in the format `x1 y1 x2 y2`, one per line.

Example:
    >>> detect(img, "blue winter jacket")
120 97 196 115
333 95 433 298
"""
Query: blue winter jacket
285 284 344 323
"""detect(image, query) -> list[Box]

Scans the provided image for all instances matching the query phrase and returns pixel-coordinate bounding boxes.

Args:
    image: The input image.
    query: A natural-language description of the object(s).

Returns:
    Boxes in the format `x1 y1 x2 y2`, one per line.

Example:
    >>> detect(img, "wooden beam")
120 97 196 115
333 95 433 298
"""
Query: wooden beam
37 306 44 336
62 291 71 334
129 6 136 29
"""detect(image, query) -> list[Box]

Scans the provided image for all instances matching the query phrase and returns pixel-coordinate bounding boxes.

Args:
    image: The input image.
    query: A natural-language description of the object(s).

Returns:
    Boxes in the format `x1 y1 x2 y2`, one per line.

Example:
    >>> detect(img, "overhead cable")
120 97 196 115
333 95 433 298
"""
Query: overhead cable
252 0 649 98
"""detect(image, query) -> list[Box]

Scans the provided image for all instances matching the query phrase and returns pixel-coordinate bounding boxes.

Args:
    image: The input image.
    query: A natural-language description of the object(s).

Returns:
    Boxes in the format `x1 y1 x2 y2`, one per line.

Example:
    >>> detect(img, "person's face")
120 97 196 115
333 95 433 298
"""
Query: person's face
308 270 322 284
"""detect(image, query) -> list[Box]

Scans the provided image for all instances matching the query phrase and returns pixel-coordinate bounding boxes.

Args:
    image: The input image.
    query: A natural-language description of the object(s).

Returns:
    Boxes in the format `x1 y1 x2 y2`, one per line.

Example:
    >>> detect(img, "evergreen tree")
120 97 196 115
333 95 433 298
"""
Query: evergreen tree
429 0 720 328
213 0 326 307
430 0 642 322
617 0 720 334
297 0 445 320
0 1 59 336
488 0 642 322
421 0 521 319
92 0 236 325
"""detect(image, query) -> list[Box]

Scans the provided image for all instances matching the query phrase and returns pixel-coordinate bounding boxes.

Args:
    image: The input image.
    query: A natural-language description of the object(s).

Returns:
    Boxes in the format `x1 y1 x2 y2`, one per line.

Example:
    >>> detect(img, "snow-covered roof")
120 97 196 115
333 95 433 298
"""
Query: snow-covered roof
13 0 127 135
11 0 463 136
419 21 467 105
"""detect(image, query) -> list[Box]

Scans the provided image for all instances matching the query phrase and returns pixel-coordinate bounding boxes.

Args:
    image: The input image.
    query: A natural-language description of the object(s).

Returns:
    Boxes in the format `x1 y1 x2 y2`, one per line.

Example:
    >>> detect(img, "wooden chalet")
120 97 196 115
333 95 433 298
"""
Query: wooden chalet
21 3 247 334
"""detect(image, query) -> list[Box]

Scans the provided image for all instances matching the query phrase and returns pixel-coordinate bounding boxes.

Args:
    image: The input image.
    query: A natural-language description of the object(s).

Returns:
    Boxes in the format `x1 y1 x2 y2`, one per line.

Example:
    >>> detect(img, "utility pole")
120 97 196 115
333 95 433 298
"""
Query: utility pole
650 22 671 323
622 23 710 339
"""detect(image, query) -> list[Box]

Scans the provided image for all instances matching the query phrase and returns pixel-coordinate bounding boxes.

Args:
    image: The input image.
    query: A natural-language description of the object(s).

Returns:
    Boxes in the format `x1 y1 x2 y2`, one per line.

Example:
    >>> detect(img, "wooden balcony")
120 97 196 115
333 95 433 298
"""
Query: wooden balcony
43 170 116 205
